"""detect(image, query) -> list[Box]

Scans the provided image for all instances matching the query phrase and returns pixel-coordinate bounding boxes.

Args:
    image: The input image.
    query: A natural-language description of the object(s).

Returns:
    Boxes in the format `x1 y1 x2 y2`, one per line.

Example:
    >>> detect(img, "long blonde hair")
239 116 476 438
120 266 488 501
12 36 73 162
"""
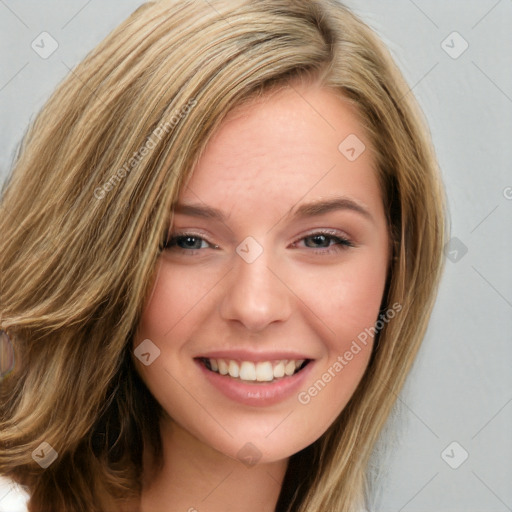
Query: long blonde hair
0 1 445 510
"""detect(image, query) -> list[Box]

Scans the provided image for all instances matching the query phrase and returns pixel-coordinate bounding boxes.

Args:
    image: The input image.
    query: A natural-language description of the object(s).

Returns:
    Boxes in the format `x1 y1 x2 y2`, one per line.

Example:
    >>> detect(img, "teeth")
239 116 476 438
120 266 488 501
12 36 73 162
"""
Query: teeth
228 360 239 378
203 358 307 382
273 361 285 378
255 362 273 382
284 360 296 376
239 361 256 380
218 359 229 375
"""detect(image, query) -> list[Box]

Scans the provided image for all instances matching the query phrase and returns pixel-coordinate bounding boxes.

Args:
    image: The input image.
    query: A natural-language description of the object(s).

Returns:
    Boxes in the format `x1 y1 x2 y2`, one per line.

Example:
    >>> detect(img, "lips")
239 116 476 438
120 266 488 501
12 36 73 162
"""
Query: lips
195 353 315 406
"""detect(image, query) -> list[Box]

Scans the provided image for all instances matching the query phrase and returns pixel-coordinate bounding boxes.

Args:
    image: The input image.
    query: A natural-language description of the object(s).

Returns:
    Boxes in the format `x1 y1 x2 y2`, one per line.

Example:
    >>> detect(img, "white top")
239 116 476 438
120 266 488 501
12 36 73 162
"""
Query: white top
0 477 29 512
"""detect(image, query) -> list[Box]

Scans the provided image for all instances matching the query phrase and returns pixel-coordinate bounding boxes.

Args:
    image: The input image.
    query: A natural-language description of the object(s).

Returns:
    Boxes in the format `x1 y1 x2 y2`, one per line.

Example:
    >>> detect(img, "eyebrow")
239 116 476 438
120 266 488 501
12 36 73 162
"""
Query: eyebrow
291 196 373 222
172 202 225 221
172 196 373 223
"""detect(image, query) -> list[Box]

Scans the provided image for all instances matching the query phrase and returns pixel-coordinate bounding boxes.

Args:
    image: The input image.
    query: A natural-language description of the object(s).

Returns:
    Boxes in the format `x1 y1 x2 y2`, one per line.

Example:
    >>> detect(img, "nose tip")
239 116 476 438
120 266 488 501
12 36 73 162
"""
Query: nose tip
219 250 292 332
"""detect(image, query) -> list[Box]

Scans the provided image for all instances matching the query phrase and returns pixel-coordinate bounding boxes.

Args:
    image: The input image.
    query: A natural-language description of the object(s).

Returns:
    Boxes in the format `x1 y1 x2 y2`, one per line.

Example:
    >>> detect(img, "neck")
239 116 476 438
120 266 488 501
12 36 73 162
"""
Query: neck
139 415 288 512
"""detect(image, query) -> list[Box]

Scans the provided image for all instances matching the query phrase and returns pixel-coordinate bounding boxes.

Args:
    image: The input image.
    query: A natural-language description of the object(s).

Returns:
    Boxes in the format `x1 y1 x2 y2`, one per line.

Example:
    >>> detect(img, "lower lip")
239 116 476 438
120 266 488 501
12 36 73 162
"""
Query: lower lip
195 360 315 407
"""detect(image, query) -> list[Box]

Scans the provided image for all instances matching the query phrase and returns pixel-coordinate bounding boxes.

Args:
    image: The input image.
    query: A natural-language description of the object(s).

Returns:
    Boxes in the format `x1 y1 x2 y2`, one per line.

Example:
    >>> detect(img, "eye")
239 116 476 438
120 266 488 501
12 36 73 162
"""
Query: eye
162 233 216 252
304 234 339 248
292 231 354 253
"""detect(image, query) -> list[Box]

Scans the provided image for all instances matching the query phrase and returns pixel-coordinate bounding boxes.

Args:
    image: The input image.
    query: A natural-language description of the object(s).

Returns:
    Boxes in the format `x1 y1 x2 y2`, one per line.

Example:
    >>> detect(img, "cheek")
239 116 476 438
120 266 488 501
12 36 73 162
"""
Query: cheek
133 261 224 404
295 251 388 350
132 267 206 429
290 252 388 435
136 260 220 340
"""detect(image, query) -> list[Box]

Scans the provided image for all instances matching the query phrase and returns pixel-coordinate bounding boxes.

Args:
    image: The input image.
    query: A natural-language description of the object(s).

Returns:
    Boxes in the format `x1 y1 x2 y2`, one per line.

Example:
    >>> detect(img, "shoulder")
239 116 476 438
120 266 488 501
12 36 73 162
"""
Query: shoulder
0 476 30 512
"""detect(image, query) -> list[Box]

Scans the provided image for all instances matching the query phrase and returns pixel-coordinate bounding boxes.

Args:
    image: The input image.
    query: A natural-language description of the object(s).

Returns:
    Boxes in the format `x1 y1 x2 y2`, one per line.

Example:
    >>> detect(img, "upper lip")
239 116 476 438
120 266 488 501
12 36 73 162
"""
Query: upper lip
195 350 313 362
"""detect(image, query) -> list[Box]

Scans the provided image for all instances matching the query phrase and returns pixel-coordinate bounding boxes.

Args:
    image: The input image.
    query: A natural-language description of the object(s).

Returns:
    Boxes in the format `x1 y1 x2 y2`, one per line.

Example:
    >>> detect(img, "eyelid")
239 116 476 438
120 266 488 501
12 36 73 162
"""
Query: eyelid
291 228 354 245
163 231 218 250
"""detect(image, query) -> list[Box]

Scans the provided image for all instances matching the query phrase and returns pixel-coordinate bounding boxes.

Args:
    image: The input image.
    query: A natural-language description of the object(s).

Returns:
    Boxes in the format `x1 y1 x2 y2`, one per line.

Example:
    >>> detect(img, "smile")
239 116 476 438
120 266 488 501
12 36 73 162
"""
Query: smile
198 357 311 383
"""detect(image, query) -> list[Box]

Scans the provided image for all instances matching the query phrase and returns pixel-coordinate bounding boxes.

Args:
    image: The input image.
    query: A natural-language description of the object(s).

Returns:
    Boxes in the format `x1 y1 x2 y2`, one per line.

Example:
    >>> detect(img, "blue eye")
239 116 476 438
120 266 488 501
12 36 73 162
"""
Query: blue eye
303 234 343 248
295 232 354 253
164 234 210 251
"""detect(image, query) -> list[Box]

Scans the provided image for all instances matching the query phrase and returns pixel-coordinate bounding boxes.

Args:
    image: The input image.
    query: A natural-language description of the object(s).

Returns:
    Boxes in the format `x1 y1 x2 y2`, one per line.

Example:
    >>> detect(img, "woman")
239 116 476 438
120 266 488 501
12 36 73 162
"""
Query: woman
0 0 445 510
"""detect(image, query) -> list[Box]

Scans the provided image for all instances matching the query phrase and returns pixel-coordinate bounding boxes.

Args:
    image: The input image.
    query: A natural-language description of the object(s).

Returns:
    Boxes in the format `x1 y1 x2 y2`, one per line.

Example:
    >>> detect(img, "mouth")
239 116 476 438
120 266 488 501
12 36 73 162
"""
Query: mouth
196 357 312 383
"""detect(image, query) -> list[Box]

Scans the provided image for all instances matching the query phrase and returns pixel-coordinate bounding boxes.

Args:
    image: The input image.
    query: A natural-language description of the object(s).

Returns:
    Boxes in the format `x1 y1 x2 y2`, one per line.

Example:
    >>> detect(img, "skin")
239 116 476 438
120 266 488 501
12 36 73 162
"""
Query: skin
134 80 390 512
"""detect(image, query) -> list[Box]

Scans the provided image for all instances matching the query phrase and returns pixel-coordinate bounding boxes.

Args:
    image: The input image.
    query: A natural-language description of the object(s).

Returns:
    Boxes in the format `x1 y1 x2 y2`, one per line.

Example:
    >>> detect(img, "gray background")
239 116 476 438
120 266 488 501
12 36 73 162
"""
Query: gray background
0 1 511 511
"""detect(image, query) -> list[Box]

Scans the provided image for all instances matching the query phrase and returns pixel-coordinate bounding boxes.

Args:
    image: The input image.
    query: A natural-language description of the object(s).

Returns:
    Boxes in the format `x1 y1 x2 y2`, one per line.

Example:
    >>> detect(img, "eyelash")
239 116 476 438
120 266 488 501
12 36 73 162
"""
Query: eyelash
291 230 354 254
162 230 354 255
162 233 217 253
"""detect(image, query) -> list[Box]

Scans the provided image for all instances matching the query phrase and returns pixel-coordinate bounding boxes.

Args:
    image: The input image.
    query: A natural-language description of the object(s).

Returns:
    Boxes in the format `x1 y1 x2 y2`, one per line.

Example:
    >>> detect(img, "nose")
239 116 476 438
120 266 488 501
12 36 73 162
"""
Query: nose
219 247 292 333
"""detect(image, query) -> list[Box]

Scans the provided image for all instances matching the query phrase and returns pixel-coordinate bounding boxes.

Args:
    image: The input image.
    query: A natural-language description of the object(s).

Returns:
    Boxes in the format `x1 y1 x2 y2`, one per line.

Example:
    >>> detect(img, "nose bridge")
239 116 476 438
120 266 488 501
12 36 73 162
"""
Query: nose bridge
219 240 291 331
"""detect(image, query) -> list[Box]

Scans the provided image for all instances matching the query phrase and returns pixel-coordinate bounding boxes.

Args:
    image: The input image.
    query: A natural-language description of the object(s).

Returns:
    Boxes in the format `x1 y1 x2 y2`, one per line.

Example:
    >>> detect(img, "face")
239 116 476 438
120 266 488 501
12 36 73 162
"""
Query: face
134 82 390 464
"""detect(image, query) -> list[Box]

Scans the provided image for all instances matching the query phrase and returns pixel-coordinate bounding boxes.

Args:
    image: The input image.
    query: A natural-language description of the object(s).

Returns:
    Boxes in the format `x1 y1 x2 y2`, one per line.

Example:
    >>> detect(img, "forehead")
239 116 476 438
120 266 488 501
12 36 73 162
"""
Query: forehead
179 83 380 217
